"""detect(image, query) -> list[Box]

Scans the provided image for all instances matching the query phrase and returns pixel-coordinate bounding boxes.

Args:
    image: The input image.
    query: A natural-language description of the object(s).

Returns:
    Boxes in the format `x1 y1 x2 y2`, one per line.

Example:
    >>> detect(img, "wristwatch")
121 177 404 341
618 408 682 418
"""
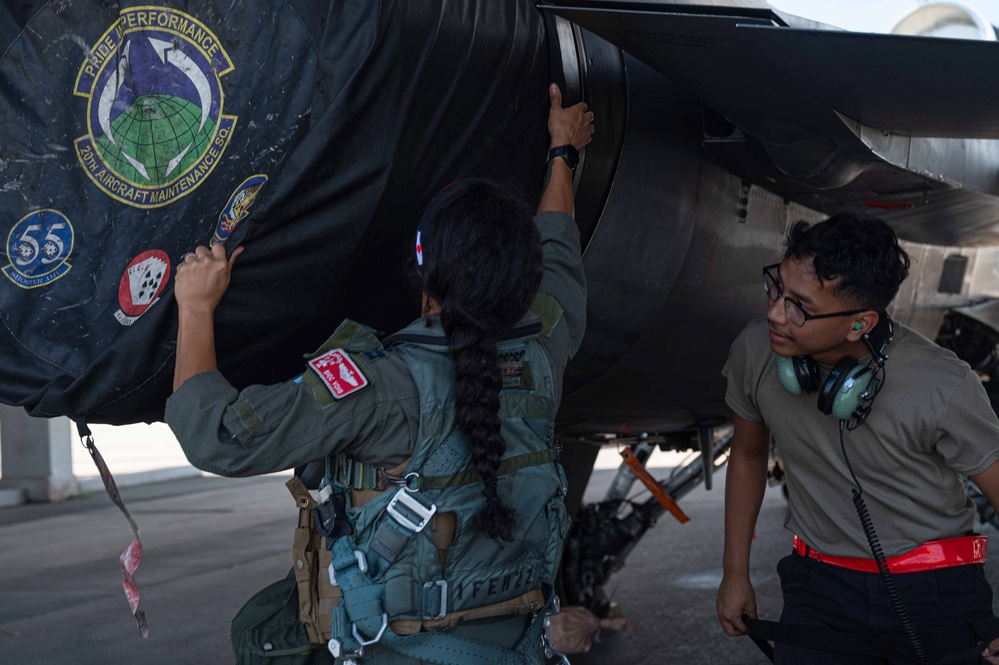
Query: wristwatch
546 144 579 172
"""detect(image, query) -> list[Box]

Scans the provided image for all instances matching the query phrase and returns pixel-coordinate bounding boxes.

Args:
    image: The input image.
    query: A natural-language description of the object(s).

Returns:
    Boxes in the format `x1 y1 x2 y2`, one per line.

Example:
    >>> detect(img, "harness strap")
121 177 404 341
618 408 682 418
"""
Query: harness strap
419 448 559 491
744 616 986 665
338 459 410 492
375 623 539 665
421 395 553 437
329 536 542 665
391 589 545 635
382 320 543 348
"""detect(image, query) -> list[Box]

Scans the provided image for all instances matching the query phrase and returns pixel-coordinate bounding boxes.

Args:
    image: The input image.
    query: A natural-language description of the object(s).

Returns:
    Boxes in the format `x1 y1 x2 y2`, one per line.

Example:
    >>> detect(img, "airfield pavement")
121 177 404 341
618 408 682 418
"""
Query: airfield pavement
1 426 997 664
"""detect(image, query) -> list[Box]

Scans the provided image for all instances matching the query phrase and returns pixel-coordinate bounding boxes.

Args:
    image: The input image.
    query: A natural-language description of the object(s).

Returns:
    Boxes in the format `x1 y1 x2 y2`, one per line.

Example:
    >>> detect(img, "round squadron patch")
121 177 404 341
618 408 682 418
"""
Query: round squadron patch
211 174 268 246
73 8 237 209
114 250 171 326
3 210 75 289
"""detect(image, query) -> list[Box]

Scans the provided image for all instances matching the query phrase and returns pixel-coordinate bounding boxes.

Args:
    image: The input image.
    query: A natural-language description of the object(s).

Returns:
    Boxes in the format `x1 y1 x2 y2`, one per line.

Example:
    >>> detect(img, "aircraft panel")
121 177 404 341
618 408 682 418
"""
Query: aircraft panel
544 3 999 139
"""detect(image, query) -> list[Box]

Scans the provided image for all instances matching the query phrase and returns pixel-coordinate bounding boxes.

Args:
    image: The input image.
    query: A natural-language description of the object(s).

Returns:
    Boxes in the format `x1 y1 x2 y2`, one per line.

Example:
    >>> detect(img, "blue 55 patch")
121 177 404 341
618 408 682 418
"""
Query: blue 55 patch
4 210 75 289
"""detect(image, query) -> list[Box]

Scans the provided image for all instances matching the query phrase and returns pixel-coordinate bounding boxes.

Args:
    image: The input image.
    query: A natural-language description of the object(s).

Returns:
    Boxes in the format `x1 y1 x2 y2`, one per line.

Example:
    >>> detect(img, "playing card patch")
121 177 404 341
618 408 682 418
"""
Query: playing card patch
115 250 171 326
307 349 369 400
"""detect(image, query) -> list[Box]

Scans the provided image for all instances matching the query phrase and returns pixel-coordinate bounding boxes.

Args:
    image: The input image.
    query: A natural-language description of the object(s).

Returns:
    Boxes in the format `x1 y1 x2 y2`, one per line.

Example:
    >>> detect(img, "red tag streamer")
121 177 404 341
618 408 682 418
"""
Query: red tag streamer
84 434 149 638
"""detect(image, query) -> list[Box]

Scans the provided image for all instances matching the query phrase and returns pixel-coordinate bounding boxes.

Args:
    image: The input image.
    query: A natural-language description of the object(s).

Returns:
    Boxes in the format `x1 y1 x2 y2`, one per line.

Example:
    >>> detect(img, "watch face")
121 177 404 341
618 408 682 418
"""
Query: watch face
564 146 579 167
549 145 578 169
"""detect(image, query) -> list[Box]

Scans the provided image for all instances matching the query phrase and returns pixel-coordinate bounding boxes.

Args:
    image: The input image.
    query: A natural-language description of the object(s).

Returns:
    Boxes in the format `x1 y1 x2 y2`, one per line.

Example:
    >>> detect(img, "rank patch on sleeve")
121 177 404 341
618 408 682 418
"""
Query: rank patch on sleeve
307 349 369 399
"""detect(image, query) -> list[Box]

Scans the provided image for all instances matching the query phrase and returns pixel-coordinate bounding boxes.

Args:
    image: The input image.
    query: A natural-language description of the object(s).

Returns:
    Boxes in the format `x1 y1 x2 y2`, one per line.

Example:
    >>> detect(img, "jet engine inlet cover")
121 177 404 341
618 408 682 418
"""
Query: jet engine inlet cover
0 0 551 424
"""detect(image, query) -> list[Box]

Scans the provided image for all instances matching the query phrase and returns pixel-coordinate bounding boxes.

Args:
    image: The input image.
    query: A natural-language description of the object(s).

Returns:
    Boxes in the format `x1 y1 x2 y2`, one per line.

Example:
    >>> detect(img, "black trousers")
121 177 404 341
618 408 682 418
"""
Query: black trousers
774 552 999 665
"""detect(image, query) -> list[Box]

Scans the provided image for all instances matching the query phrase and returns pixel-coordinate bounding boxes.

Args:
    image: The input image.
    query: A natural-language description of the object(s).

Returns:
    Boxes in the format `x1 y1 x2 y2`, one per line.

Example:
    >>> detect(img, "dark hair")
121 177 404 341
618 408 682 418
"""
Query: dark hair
783 213 910 312
418 179 543 542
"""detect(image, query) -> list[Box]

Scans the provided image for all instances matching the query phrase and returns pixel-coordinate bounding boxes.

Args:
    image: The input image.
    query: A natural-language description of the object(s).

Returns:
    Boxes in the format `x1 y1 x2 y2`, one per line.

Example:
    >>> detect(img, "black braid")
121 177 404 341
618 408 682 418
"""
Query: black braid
442 302 515 541
418 179 542 543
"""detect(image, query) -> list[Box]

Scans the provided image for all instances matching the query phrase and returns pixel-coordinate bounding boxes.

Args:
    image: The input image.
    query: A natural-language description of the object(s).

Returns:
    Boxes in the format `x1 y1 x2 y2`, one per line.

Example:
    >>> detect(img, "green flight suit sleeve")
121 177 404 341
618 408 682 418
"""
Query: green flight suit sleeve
165 353 420 477
532 210 587 366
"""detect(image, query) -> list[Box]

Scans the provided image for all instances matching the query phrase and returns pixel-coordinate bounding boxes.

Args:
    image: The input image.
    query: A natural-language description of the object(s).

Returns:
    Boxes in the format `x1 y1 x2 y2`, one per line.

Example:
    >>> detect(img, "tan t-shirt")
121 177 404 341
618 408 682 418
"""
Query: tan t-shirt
724 317 999 558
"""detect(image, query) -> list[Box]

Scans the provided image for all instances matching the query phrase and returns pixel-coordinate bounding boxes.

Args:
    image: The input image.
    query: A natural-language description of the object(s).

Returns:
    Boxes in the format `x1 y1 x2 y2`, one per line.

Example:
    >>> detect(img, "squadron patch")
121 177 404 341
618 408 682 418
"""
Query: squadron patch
307 349 369 400
73 7 236 209
211 175 268 246
3 210 75 289
114 250 171 326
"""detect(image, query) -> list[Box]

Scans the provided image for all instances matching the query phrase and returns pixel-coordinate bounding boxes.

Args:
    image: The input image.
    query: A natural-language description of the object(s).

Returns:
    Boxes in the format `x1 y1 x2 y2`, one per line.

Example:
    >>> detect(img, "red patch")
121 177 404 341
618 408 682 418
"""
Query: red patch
117 250 171 317
308 349 369 399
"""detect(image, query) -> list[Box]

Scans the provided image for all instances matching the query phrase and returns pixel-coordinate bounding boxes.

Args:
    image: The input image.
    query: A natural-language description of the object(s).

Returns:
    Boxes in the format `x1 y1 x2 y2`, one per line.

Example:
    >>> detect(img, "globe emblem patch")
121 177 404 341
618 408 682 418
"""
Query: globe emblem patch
73 8 236 208
3 210 75 289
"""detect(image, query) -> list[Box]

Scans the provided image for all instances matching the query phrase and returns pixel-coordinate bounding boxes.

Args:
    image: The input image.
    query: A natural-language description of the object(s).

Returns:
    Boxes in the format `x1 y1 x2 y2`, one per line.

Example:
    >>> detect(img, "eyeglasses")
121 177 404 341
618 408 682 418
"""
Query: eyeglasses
763 263 868 328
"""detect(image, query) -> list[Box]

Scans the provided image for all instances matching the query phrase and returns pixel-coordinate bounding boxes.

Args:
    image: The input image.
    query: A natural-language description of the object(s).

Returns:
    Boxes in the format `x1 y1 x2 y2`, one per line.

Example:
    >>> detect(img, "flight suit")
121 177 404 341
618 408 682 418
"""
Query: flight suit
165 210 587 663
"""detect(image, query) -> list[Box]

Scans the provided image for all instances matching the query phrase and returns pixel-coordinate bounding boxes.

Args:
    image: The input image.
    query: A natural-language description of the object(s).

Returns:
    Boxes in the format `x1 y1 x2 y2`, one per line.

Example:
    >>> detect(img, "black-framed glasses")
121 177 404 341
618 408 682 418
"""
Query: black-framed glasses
763 264 868 328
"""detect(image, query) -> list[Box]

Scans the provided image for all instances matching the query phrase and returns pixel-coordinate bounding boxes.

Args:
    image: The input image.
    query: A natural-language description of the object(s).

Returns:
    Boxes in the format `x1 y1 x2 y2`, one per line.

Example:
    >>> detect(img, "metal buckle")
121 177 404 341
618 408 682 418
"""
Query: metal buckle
386 487 436 532
330 637 364 663
423 580 448 620
542 615 571 665
352 613 388 647
353 550 368 574
328 551 368 585
403 472 421 492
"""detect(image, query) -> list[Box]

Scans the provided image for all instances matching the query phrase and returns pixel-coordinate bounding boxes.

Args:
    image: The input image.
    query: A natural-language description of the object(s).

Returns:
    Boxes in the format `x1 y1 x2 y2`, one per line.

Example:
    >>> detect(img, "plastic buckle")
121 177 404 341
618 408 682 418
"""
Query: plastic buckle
423 580 448 620
352 613 388 647
386 487 436 533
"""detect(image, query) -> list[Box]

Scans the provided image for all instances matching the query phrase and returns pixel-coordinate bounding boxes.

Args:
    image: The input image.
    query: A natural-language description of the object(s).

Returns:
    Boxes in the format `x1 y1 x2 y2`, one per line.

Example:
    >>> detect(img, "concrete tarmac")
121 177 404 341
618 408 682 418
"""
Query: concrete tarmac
1 446 997 664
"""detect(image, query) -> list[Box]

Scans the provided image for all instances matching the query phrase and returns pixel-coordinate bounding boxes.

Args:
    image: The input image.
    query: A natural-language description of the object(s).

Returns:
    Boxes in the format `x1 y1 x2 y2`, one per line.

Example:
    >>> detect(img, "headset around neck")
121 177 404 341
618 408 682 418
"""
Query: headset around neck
775 312 893 428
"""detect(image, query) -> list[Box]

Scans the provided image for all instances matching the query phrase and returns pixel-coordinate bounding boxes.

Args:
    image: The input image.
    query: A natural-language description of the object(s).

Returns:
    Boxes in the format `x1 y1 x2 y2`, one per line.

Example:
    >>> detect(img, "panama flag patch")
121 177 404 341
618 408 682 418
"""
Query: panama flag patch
307 349 369 399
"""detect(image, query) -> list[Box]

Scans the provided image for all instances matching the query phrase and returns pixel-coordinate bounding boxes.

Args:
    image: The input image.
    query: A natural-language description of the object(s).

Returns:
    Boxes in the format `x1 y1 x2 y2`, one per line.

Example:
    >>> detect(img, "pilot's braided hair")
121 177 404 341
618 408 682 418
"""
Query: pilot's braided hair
417 179 543 542
784 213 910 312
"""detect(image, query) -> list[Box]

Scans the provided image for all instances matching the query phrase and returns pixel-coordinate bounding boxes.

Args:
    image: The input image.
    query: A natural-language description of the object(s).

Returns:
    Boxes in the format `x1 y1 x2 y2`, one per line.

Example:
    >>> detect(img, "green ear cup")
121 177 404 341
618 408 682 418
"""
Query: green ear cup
775 354 803 396
829 364 873 420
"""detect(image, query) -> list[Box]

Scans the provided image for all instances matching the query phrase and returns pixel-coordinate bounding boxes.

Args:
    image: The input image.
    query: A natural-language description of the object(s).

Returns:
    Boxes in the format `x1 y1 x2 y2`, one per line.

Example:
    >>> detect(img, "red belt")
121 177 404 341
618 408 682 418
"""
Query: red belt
793 535 987 574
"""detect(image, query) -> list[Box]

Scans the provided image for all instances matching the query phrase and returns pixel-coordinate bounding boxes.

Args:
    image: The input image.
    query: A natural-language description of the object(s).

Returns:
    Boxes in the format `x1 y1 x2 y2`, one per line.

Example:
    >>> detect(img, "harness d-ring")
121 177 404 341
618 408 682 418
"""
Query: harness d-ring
352 613 388 647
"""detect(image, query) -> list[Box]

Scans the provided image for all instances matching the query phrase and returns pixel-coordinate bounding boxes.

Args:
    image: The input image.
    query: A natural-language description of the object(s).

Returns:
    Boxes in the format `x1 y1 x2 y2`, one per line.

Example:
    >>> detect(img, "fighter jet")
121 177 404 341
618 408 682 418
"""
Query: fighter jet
4 0 999 618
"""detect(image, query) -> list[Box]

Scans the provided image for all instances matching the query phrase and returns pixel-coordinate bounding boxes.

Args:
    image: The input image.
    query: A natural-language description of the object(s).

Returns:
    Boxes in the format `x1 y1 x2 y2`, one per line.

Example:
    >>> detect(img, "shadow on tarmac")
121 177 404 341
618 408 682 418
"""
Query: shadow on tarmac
1 466 997 664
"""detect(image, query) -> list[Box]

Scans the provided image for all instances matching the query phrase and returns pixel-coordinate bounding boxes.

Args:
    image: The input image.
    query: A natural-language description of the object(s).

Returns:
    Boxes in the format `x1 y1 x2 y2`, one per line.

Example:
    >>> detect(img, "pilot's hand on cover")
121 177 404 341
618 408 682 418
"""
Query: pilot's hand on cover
174 243 243 313
716 573 756 636
547 83 595 151
983 636 999 663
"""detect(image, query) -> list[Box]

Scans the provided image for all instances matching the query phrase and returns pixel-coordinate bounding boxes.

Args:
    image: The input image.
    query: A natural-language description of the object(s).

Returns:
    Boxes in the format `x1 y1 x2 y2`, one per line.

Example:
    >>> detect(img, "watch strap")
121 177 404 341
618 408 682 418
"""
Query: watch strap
546 144 578 171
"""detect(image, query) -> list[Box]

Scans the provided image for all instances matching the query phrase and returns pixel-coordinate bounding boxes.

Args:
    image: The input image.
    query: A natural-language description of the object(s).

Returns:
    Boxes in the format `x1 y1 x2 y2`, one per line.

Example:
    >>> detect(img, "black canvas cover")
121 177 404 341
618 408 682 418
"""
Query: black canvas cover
0 0 552 425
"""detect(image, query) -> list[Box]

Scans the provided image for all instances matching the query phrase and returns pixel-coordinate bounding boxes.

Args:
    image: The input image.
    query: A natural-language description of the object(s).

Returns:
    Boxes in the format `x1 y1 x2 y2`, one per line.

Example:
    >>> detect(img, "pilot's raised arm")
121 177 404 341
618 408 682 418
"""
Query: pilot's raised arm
164 80 599 664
